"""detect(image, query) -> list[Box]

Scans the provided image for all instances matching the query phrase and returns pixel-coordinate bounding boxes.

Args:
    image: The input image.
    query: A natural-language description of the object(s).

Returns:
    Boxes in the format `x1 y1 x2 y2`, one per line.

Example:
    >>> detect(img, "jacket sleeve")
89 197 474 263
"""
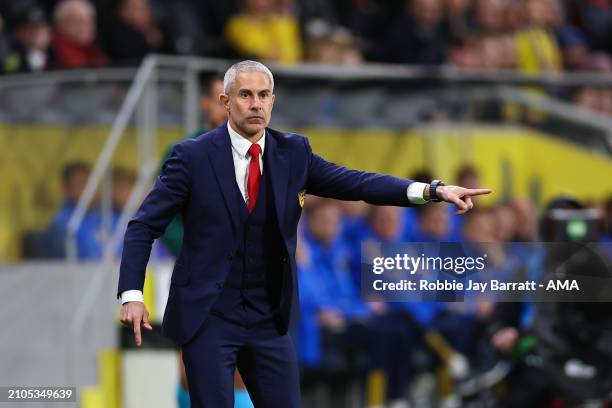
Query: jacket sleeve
303 137 414 206
117 142 191 297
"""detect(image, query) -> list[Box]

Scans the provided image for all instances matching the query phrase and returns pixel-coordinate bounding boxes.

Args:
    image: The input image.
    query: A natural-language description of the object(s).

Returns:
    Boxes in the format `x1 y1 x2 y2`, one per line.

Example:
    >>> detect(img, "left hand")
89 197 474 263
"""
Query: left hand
436 185 493 215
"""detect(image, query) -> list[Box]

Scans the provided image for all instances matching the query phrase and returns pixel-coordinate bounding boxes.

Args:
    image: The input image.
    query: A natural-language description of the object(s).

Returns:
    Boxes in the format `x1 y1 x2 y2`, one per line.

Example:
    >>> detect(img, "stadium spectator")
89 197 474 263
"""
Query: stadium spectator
494 204 518 242
338 199 368 248
557 25 591 71
483 34 517 70
456 164 480 190
295 0 341 29
473 0 506 34
446 35 486 70
510 198 538 242
111 166 135 214
2 5 53 73
104 0 170 65
98 166 135 257
303 20 363 65
572 86 601 113
445 164 483 239
50 0 108 69
33 163 137 260
43 161 103 259
462 207 497 242
445 0 474 40
413 204 452 242
164 0 238 57
514 0 562 74
347 205 405 286
458 166 488 213
381 0 449 64
224 0 302 63
368 205 403 242
568 0 612 53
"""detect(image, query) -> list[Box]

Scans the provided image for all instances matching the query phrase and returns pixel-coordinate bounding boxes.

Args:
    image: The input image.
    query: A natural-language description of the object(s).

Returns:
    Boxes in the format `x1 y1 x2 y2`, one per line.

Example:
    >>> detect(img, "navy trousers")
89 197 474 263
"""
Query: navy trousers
181 300 301 408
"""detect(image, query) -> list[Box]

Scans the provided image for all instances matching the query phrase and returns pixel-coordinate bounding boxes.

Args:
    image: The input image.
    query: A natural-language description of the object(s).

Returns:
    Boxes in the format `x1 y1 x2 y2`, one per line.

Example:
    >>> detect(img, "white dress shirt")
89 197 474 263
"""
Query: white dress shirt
227 122 265 203
121 123 427 304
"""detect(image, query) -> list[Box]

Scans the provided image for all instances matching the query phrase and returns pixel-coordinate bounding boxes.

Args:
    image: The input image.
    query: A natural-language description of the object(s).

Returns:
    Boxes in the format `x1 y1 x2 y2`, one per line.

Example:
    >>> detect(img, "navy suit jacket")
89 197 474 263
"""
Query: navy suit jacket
118 123 415 345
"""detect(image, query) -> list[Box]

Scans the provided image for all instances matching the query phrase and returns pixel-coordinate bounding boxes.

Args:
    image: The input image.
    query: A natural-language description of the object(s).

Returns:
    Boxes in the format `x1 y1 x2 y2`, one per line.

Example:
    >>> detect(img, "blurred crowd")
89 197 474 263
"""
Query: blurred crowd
293 169 612 406
21 160 143 259
1 0 612 115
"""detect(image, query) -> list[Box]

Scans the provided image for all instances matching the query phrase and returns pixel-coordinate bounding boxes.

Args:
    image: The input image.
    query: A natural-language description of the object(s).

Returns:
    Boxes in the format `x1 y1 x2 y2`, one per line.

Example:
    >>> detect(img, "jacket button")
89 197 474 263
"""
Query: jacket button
214 282 222 289
282 257 288 263
227 253 234 260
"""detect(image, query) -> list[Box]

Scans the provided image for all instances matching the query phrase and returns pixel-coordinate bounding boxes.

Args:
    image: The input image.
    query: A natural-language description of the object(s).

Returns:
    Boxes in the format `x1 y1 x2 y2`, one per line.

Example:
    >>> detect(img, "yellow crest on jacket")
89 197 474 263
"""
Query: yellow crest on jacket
298 190 306 208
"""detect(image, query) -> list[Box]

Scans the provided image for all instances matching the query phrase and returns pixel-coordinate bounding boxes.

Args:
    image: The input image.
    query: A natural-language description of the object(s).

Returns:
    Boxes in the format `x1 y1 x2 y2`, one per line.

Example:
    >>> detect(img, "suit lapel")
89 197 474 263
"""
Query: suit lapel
265 130 290 233
208 126 242 230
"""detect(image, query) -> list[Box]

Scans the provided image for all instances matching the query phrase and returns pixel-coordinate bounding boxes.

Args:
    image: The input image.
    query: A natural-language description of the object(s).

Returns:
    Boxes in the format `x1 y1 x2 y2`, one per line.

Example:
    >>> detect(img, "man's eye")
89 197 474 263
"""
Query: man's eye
240 92 248 97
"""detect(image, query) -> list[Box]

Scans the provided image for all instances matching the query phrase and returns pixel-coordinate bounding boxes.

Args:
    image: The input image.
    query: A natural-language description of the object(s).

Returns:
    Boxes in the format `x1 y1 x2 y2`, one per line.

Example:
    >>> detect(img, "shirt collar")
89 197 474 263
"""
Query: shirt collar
227 121 265 159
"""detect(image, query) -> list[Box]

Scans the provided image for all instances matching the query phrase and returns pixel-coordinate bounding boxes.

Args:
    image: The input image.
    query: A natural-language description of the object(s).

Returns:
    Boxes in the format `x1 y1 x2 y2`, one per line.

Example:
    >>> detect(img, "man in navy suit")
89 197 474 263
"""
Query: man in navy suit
118 60 492 407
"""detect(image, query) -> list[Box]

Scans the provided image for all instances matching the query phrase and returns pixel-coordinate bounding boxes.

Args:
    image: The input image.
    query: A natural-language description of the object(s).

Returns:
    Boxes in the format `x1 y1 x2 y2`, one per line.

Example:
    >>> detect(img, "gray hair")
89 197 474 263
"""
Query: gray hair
54 0 95 25
223 60 274 94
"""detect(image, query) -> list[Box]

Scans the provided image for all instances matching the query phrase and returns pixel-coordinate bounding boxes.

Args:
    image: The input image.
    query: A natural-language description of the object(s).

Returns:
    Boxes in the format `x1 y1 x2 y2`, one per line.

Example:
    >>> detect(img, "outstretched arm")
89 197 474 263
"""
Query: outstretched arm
304 138 415 206
304 137 492 209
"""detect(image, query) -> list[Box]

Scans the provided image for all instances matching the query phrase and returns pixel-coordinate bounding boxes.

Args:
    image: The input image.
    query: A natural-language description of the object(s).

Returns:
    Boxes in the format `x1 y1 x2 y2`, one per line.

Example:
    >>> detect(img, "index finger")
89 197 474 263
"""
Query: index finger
465 188 493 196
133 317 142 346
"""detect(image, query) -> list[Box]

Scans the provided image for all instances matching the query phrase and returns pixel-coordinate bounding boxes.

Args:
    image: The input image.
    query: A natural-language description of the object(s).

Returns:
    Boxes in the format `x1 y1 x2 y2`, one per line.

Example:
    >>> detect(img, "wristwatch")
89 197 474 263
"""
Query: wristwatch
429 180 445 202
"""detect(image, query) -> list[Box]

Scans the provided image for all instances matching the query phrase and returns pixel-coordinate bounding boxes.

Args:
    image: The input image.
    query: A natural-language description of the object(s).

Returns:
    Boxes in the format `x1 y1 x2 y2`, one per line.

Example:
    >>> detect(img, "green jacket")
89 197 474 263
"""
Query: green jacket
158 129 205 256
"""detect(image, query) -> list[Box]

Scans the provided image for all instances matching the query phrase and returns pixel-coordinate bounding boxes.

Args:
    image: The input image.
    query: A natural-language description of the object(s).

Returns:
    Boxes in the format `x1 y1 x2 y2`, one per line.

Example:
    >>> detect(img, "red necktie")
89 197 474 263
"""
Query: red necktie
247 143 262 213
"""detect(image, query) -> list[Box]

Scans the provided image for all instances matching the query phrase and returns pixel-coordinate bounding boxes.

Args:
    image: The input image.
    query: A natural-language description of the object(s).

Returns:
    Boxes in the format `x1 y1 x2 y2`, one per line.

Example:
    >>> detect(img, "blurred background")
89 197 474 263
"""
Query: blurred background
0 0 611 407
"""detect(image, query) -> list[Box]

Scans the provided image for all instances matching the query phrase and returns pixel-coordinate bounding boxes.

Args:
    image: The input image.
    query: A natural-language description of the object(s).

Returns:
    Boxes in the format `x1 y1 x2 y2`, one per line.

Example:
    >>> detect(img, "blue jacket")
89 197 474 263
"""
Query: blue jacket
48 201 103 259
301 232 371 319
297 233 371 365
117 124 415 345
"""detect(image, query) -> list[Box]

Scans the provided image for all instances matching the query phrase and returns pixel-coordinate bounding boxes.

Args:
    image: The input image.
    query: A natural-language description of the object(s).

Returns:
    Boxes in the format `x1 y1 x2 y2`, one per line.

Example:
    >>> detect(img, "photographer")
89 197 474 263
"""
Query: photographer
488 196 612 406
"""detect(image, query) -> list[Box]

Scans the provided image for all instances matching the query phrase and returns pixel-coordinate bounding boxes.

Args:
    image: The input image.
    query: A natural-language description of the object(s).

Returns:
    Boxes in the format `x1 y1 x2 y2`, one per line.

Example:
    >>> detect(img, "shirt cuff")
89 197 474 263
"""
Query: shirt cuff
407 182 429 204
121 290 144 304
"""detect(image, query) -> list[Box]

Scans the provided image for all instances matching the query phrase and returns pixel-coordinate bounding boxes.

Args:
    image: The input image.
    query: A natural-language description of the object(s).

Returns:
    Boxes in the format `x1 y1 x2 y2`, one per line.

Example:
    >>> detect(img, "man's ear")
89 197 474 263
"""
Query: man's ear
219 93 230 112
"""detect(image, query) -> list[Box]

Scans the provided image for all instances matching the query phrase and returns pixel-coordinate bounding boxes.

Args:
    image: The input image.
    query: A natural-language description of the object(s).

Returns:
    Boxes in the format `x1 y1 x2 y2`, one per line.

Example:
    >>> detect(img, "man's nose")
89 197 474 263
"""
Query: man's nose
250 96 263 110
